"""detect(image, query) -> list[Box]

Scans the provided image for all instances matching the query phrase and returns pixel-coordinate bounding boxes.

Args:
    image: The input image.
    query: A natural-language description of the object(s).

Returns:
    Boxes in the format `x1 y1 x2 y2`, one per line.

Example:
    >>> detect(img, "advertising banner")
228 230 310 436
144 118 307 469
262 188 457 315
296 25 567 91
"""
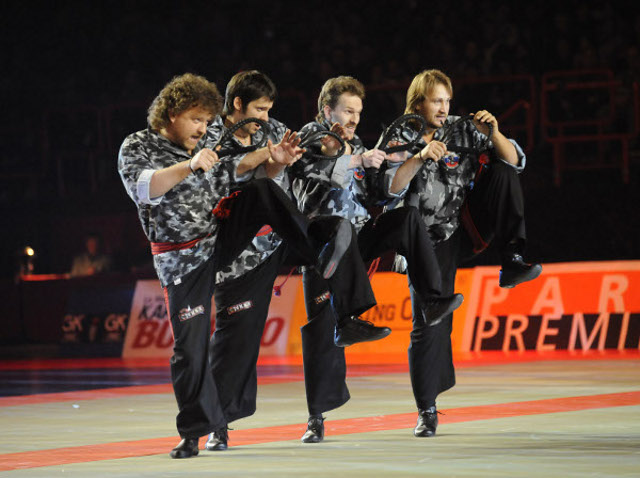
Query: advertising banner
121 261 640 358
460 261 640 352
61 281 134 356
122 277 302 358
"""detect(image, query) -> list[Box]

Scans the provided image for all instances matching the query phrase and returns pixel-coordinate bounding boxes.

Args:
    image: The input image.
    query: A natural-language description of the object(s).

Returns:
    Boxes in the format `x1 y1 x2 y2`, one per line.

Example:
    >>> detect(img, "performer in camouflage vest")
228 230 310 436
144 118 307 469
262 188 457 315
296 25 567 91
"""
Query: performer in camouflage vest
118 73 368 459
290 76 464 443
203 71 392 453
389 69 542 438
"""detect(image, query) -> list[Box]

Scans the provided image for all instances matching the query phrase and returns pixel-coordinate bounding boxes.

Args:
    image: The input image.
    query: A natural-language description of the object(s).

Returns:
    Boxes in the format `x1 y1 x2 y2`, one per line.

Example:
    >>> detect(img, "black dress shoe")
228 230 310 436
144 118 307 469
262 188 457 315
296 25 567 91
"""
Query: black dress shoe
414 406 438 437
301 415 325 443
422 294 464 326
205 426 229 451
499 254 542 288
317 220 351 279
169 438 199 458
334 316 391 347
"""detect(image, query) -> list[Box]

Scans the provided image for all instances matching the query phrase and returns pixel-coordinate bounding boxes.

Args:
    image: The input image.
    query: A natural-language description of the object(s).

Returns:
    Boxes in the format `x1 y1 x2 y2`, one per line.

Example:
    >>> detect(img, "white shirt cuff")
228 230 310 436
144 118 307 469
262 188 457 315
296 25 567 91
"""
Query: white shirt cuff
137 169 163 205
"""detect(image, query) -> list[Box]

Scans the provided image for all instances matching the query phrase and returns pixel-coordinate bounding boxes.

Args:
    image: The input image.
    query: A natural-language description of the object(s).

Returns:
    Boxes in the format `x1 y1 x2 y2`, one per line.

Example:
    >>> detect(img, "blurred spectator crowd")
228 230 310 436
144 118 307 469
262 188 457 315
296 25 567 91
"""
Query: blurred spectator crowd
1 0 639 277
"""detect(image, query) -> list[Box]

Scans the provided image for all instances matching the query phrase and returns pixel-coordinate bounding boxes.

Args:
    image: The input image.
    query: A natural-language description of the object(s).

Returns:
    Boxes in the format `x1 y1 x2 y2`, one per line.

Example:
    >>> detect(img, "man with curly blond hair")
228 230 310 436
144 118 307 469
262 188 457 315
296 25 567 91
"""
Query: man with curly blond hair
119 73 353 459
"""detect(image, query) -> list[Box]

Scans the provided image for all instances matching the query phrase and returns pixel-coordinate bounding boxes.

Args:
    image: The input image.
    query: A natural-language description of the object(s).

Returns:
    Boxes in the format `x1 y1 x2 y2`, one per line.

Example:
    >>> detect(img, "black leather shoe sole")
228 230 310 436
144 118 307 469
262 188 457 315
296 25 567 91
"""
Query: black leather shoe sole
499 263 542 288
205 439 228 451
301 430 324 443
334 326 391 347
414 427 436 437
414 411 438 438
301 418 325 443
169 439 199 459
205 430 228 451
423 294 464 326
205 443 227 451
318 220 351 279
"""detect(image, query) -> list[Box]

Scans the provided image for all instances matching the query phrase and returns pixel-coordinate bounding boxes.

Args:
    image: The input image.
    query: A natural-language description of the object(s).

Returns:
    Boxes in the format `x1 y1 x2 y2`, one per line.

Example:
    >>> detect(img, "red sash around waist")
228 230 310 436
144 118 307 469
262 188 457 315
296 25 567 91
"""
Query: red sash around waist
150 236 208 255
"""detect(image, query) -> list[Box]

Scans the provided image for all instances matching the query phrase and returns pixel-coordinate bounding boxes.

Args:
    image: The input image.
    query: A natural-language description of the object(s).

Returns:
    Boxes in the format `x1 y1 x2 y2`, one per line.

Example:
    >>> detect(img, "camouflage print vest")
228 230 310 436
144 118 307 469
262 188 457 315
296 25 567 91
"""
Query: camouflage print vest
395 116 525 244
205 116 287 285
290 120 370 231
118 128 230 286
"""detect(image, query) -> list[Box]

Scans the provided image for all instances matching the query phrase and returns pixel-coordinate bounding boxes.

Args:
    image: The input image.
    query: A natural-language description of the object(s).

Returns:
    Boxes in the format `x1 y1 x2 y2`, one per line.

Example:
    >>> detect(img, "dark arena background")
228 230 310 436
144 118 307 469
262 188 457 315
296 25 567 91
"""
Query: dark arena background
1 1 639 476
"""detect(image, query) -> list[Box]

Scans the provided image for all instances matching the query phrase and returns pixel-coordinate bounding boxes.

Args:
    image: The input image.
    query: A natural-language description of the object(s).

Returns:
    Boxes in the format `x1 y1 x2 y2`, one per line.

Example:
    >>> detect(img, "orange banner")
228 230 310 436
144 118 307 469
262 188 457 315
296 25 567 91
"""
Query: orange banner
288 261 640 356
286 269 475 357
461 261 640 352
123 262 640 357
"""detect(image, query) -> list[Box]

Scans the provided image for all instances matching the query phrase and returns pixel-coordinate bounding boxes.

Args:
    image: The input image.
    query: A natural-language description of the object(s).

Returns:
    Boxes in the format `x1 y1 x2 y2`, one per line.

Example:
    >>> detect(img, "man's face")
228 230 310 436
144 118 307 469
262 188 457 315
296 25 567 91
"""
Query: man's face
166 106 212 153
325 93 363 140
86 237 99 256
235 96 273 136
415 83 451 130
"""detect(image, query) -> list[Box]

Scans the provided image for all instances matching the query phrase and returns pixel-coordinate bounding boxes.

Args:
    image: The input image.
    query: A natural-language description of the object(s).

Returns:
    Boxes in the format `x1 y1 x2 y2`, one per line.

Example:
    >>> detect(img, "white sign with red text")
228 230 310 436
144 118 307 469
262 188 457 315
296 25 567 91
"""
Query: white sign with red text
122 278 300 358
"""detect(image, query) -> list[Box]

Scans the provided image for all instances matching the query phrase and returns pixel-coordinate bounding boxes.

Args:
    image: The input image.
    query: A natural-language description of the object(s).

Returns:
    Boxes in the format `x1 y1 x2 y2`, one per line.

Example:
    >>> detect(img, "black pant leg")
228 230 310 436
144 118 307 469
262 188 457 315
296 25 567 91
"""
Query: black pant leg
301 216 376 320
358 207 442 300
301 269 350 416
466 160 526 252
164 258 226 438
408 229 460 410
209 246 283 423
214 178 316 270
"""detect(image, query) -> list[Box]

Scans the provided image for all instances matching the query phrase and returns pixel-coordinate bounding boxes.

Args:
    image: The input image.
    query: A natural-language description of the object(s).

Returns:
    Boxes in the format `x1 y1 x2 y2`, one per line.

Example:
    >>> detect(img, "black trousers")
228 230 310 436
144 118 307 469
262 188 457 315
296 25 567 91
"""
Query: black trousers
164 178 370 437
214 178 317 270
408 160 527 410
463 160 526 253
208 247 282 424
301 270 350 416
210 216 376 423
163 257 226 439
301 206 443 416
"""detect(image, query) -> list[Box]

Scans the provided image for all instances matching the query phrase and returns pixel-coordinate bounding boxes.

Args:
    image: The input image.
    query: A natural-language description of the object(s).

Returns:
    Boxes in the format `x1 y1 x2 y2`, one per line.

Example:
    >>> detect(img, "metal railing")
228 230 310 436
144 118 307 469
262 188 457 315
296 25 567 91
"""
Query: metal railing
540 69 637 185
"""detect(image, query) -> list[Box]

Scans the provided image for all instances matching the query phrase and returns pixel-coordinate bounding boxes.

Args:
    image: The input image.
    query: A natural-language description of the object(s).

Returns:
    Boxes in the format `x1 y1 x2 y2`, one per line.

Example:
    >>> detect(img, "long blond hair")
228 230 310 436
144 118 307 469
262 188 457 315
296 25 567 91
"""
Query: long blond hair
404 69 453 115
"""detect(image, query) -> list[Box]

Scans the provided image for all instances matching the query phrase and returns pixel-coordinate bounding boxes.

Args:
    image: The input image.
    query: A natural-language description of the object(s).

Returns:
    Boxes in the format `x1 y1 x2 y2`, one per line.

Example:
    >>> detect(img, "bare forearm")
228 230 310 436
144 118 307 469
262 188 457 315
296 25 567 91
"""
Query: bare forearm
322 141 351 158
149 160 192 198
264 158 287 178
390 155 423 194
491 130 518 165
348 153 363 169
236 147 271 176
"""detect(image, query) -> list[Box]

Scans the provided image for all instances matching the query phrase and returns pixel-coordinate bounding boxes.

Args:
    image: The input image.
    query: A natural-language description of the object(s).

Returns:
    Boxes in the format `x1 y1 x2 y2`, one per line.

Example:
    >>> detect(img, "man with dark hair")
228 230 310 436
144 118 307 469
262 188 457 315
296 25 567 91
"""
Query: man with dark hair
210 69 299 179
118 73 358 459
203 70 391 452
388 68 542 438
221 69 277 117
289 75 463 443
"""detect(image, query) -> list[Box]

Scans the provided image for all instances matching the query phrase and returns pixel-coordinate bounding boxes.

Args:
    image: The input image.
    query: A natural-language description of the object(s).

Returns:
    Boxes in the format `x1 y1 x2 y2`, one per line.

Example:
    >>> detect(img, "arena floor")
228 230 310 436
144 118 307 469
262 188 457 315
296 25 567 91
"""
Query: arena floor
1 351 638 477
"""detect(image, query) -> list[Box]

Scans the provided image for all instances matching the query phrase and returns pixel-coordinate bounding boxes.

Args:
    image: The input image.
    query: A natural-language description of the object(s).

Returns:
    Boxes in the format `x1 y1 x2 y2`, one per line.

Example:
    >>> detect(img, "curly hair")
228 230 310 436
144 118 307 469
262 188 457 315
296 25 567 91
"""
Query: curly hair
404 69 453 116
316 76 365 122
147 73 223 131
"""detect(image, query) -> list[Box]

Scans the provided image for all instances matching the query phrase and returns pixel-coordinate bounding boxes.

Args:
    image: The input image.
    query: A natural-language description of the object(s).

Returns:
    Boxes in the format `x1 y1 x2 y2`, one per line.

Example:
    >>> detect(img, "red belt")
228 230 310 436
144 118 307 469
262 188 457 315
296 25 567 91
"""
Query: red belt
150 226 272 256
150 236 208 255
